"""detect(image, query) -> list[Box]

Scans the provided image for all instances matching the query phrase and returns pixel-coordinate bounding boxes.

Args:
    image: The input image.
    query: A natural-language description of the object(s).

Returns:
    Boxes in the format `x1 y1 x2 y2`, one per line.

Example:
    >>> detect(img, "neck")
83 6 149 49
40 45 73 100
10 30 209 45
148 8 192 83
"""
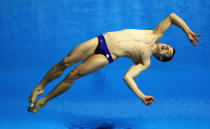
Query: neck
152 44 158 55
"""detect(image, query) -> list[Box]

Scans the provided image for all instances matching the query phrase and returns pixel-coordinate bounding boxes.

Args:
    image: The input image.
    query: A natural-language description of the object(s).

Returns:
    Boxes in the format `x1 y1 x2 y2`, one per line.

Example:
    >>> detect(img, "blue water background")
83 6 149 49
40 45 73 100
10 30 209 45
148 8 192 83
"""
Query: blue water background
0 0 210 128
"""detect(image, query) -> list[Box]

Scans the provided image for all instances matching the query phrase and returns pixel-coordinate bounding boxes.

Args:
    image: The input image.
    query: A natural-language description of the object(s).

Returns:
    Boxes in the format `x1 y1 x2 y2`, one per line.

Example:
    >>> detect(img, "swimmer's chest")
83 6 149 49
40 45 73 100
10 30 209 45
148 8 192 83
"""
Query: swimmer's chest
126 42 151 60
105 29 153 58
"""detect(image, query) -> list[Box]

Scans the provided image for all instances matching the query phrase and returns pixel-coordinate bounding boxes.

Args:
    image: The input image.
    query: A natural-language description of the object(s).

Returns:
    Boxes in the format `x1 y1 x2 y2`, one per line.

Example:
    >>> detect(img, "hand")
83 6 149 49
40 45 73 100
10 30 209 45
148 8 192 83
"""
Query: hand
141 95 155 106
187 31 201 47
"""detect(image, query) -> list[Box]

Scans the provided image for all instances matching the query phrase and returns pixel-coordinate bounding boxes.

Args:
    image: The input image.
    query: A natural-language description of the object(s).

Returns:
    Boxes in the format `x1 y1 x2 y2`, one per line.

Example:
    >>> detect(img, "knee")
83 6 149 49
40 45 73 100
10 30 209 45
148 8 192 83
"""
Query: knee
65 69 81 82
62 57 73 67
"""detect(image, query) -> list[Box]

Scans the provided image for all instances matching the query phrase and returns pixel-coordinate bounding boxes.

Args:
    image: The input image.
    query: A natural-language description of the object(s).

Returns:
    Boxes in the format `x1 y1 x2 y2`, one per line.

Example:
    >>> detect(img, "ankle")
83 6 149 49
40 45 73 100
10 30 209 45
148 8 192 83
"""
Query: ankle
41 97 48 103
44 96 50 102
36 84 44 89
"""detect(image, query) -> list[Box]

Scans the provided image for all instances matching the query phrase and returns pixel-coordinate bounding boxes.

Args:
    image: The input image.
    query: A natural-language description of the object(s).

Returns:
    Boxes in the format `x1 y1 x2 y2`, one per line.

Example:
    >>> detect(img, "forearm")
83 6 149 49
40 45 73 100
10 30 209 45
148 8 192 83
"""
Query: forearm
123 75 145 99
169 13 192 35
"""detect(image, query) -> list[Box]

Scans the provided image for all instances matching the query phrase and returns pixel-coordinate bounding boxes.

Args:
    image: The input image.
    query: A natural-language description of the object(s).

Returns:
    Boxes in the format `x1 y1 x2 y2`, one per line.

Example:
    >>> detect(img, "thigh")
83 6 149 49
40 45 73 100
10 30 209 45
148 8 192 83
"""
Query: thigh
66 37 98 62
73 54 110 77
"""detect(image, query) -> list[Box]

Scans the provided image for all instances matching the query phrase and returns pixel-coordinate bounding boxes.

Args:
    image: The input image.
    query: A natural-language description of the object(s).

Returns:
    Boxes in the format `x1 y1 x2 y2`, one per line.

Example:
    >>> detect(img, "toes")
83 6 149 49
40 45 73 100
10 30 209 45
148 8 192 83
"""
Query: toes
28 98 47 113
28 102 39 113
28 106 38 113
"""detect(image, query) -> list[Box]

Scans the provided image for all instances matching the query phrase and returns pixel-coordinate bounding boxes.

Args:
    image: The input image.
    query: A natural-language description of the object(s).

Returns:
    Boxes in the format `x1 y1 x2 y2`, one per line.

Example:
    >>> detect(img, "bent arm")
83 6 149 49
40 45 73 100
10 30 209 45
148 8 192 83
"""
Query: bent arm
153 13 192 36
123 62 150 100
153 13 201 46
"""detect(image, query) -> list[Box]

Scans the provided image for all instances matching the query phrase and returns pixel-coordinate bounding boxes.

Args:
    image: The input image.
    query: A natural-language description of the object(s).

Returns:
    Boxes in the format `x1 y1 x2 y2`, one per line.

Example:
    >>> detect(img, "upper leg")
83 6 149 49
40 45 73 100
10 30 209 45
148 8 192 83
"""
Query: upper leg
63 37 98 66
64 54 110 81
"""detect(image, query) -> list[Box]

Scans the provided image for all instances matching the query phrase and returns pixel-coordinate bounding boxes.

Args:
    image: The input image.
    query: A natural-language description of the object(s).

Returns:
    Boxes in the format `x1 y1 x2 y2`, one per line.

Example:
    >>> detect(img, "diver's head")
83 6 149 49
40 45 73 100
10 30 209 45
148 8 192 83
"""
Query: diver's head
153 43 176 62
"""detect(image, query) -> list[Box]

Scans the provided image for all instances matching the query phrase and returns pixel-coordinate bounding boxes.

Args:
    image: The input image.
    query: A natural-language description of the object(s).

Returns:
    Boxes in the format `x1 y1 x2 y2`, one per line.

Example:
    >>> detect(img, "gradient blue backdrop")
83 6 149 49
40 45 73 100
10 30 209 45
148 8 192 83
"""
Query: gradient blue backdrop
0 0 210 129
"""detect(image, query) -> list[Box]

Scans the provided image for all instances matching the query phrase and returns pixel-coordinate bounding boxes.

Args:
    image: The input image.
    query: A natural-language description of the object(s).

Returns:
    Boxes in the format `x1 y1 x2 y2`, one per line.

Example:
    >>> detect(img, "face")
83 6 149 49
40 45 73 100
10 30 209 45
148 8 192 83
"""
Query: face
158 44 174 58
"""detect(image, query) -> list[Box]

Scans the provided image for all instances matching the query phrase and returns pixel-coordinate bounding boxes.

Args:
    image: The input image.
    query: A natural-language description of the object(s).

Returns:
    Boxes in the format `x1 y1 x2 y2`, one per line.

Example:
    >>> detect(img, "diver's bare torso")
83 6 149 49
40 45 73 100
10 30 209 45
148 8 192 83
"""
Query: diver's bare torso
103 29 160 63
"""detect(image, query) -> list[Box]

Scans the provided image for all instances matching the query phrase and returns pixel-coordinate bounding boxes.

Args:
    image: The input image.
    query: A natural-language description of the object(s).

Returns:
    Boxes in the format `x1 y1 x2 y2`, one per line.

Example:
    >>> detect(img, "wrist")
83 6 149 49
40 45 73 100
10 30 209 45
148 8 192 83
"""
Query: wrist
140 94 146 100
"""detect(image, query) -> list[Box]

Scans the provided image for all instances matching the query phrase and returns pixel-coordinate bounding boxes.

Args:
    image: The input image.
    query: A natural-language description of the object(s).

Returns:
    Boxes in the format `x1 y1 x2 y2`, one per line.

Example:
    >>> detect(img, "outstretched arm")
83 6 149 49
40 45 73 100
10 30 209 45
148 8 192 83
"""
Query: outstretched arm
153 13 200 46
123 60 155 105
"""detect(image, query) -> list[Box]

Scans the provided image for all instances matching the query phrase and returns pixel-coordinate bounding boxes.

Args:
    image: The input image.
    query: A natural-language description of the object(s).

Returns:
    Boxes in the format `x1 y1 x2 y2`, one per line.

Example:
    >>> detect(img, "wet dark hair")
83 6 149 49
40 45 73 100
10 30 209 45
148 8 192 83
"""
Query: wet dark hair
155 48 176 62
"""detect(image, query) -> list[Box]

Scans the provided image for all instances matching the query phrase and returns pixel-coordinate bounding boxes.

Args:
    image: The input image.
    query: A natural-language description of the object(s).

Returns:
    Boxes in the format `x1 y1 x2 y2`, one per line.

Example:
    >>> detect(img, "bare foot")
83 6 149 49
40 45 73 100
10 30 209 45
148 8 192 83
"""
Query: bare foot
29 85 44 105
28 97 47 113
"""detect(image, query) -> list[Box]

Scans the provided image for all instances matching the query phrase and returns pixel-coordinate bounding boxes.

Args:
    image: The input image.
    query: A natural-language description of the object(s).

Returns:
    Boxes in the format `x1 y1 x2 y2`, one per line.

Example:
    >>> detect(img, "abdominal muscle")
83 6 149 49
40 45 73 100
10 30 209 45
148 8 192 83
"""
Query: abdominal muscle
103 29 154 61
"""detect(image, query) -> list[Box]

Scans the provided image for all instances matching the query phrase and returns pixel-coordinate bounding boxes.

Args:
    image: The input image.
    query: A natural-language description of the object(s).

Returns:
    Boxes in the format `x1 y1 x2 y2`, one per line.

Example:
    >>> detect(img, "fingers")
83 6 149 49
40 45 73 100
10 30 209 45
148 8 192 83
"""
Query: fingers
190 38 199 47
189 33 201 46
190 31 201 37
193 40 197 47
196 34 201 37
145 99 155 105
194 34 201 42
144 96 155 105
195 38 200 42
151 96 155 101
147 96 155 101
142 95 156 105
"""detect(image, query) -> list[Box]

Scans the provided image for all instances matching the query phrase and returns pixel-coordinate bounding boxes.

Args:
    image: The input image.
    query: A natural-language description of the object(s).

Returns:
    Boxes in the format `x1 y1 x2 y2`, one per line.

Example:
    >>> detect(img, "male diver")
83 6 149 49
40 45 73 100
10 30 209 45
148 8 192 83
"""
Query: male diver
28 13 200 113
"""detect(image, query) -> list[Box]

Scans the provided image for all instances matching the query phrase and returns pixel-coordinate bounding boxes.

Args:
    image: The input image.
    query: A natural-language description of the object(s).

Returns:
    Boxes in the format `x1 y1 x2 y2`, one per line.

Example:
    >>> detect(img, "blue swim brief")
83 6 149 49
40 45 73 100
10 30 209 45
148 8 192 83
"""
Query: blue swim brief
95 35 114 64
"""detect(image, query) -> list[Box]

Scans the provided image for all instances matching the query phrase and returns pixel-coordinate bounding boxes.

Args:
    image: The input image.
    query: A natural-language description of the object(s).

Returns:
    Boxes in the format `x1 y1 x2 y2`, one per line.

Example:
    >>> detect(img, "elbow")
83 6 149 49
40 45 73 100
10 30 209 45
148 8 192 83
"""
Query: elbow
123 75 128 81
168 13 176 23
123 74 132 81
169 13 176 18
170 12 175 15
